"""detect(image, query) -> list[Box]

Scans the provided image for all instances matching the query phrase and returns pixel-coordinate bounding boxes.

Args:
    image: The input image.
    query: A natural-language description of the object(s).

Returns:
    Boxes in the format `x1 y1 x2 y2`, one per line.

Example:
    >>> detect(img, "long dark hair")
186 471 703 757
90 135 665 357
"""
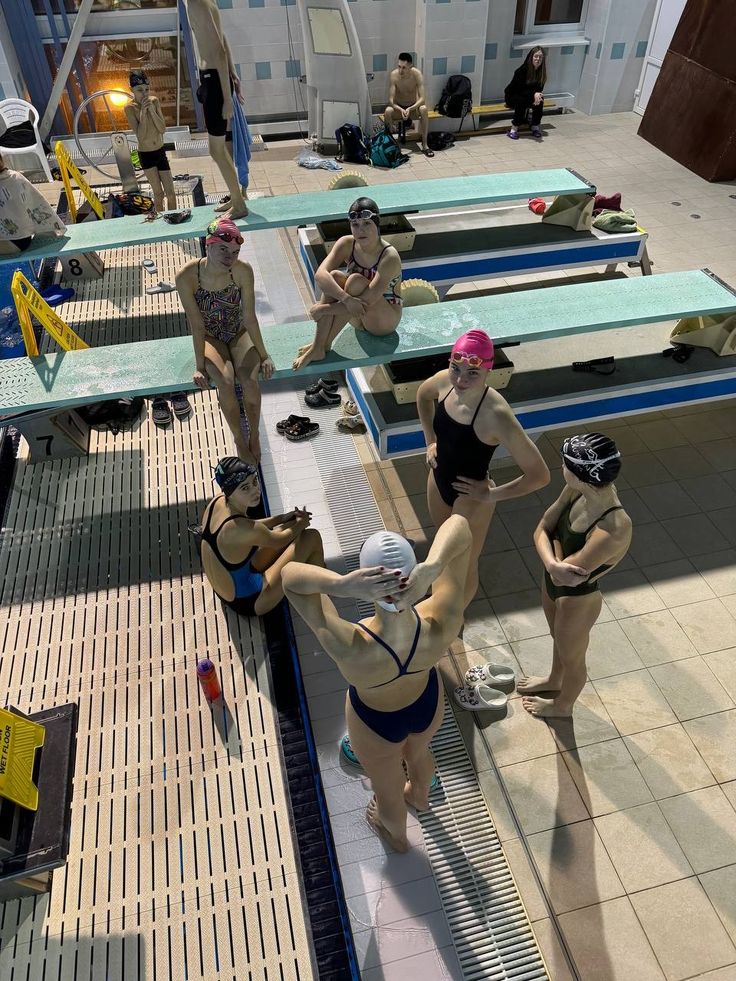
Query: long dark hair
525 46 547 87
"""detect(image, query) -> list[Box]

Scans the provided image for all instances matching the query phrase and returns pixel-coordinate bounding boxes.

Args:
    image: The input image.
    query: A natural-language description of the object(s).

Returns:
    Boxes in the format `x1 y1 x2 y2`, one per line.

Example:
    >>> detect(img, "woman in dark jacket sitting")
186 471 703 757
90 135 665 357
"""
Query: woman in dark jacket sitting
504 46 547 140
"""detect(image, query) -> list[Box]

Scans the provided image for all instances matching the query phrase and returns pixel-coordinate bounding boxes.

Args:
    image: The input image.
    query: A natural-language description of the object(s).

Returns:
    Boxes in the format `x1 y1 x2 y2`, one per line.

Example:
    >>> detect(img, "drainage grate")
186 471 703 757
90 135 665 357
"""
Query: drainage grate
176 135 266 158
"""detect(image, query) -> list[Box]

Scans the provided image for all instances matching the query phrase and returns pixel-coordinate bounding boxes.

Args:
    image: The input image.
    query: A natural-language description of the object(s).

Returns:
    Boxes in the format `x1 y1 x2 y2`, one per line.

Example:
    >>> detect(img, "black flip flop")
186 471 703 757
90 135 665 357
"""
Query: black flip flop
276 413 310 434
285 419 320 441
305 389 341 408
305 377 339 396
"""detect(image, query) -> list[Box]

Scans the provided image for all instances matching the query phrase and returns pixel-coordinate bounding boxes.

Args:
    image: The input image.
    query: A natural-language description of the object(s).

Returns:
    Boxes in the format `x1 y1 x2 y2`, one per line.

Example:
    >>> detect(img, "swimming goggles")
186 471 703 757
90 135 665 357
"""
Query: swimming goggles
450 351 490 368
208 229 244 245
348 209 378 222
163 209 191 224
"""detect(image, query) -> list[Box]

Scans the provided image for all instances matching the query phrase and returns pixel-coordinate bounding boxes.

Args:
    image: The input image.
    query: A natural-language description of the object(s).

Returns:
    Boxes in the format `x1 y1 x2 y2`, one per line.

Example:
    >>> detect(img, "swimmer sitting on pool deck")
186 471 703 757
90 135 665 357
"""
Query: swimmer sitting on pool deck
283 515 472 853
519 433 632 718
293 197 403 371
200 457 325 617
177 217 274 465
417 329 550 609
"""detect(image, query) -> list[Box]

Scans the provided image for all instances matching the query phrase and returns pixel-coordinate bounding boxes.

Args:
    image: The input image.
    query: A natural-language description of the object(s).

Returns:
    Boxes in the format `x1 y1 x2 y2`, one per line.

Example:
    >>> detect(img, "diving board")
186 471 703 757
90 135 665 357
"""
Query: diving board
1 269 734 416
0 169 594 267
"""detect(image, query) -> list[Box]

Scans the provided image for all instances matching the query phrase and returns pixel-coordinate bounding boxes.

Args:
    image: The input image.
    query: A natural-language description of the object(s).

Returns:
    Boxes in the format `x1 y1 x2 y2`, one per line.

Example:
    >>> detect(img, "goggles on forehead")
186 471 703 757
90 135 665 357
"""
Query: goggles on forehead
450 351 490 368
209 229 243 245
348 209 378 222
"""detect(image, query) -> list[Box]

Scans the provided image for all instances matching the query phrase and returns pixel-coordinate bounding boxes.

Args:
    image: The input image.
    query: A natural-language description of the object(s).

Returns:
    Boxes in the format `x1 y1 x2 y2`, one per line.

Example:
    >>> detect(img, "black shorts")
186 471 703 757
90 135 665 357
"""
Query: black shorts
197 69 233 140
138 146 170 172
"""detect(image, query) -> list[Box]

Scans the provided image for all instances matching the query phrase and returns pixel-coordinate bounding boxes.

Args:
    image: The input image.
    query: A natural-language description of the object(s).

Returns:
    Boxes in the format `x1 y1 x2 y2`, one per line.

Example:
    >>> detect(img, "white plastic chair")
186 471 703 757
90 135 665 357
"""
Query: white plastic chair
0 99 53 182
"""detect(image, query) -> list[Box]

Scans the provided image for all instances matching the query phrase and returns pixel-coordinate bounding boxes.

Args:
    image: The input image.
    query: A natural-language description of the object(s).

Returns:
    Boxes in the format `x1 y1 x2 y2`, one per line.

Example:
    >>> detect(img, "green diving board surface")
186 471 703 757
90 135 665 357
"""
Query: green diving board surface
0 169 594 267
1 269 734 415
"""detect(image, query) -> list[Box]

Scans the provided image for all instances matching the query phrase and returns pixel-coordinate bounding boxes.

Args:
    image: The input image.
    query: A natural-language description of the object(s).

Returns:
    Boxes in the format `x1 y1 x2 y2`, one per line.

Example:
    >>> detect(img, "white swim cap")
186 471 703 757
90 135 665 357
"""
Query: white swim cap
359 531 416 612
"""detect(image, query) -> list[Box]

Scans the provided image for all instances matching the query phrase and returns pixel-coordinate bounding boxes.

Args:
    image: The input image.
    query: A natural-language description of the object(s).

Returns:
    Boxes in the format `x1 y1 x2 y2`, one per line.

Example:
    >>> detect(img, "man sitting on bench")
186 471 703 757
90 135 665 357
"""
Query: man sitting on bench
384 53 434 158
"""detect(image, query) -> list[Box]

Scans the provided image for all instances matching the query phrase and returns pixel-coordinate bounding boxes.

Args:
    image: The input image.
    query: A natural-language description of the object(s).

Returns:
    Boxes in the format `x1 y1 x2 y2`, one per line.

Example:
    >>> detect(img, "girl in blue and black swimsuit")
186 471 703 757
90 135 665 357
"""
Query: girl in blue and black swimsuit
200 457 325 617
293 196 403 371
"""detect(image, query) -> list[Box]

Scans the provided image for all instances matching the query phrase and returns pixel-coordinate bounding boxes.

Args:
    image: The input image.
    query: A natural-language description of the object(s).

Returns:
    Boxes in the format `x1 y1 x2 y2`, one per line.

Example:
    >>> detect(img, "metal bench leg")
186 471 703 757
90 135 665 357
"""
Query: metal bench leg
640 246 653 276
604 263 618 274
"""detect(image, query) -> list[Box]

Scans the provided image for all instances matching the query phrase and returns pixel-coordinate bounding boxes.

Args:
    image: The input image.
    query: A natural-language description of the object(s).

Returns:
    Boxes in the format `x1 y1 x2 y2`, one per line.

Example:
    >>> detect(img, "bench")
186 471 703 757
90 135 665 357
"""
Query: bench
1 269 733 415
299 204 651 300
0 169 594 268
379 101 559 136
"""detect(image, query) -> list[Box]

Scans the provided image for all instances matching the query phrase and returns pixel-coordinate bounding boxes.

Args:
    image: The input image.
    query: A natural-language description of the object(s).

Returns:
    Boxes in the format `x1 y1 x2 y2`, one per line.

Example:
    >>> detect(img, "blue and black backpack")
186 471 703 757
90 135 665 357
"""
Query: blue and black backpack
335 123 371 165
370 128 409 169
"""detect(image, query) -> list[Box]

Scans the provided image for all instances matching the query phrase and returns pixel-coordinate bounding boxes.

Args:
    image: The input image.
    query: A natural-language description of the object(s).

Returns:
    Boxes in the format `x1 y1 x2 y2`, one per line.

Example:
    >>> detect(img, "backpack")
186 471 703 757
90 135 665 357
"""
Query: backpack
436 75 473 120
369 128 409 169
105 192 155 218
335 123 371 165
427 131 455 151
77 397 145 435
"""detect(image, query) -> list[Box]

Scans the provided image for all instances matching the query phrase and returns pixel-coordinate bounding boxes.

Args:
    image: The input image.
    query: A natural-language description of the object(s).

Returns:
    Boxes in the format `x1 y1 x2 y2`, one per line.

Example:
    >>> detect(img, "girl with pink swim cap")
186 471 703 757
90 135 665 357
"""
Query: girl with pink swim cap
417 328 550 609
176 217 274 465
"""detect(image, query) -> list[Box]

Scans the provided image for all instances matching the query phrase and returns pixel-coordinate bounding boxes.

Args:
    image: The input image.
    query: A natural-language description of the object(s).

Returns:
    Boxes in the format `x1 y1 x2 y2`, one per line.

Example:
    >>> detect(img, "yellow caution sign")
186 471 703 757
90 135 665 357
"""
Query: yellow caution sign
11 270 89 357
54 140 104 223
0 707 46 812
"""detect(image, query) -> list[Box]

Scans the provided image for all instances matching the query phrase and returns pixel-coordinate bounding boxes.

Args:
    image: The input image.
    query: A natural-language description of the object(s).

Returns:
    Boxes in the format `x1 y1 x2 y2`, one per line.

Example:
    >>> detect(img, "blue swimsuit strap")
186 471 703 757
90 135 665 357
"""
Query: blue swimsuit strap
357 608 422 686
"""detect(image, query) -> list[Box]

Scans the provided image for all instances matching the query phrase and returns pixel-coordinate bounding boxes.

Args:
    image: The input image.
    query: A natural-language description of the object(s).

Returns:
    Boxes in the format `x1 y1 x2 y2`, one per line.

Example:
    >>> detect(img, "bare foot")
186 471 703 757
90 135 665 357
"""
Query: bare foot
227 204 248 219
522 695 573 719
404 781 430 812
296 342 313 357
516 675 561 695
213 198 231 214
366 797 409 853
293 345 325 371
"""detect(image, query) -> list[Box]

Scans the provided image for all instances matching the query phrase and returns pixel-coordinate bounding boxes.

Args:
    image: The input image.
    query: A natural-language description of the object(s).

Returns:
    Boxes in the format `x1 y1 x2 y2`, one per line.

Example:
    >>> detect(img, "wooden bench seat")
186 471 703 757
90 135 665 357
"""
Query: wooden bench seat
379 100 558 135
2 269 734 417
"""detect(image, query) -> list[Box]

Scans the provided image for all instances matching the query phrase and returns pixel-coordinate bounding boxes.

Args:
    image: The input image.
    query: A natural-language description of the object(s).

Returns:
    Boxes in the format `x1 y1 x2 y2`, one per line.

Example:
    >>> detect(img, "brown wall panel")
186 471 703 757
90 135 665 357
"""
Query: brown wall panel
669 0 736 83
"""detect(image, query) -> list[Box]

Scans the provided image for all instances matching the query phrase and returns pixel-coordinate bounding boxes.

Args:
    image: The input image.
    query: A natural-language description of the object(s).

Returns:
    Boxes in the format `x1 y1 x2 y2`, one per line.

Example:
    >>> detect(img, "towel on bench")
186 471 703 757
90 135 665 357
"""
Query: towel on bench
593 208 638 234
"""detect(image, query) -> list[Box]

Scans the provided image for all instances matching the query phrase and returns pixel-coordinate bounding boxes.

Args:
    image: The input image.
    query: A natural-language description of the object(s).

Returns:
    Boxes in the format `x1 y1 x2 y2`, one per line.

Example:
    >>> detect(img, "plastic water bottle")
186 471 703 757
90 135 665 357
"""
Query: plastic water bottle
0 306 24 360
197 659 222 702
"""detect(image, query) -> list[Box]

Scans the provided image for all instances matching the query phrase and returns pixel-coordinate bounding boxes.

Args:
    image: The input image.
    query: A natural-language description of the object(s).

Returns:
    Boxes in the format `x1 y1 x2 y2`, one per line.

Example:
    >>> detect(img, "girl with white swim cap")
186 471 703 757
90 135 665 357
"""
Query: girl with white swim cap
283 515 473 853
518 433 632 719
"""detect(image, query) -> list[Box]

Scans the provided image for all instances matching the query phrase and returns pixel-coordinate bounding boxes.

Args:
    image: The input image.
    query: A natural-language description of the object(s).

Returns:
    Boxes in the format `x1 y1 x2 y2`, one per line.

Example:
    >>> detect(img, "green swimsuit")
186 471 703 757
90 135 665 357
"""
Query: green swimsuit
544 496 623 600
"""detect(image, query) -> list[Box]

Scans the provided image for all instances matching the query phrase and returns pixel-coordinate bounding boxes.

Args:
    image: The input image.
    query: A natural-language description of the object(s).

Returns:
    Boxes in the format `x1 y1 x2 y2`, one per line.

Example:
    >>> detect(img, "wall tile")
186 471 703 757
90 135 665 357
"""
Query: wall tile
596 41 602 59
461 54 476 73
561 45 575 55
247 0 264 6
279 0 296 5
285 58 301 78
509 44 523 59
636 40 648 58
216 0 233 8
0 83 4 101
485 42 498 60
372 53 387 71
432 57 448 75
435 0 451 3
255 62 271 80
610 42 626 60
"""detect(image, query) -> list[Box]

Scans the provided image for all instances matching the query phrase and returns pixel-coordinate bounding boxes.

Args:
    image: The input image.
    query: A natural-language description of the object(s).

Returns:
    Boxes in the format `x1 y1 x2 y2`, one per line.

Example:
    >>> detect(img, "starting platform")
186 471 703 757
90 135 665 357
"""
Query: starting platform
0 168 595 267
299 202 651 300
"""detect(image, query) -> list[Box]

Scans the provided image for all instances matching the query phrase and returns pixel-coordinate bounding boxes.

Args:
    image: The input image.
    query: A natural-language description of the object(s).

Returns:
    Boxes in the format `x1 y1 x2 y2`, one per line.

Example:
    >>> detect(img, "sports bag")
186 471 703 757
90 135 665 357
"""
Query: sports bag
77 397 145 435
369 128 409 169
427 131 455 151
436 75 472 119
335 123 371 165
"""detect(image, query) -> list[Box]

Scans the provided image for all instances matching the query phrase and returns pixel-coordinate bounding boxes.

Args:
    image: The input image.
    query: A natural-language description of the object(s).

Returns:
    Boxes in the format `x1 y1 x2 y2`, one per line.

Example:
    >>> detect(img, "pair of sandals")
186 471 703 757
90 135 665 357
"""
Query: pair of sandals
453 661 516 713
305 377 341 408
336 399 365 432
142 258 175 295
276 413 319 442
152 393 191 427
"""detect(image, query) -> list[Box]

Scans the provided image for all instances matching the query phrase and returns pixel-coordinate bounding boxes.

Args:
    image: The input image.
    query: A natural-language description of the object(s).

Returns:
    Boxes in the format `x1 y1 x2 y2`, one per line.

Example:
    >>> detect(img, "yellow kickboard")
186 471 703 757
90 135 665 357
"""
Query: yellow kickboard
0 707 46 811
11 270 89 356
54 140 104 222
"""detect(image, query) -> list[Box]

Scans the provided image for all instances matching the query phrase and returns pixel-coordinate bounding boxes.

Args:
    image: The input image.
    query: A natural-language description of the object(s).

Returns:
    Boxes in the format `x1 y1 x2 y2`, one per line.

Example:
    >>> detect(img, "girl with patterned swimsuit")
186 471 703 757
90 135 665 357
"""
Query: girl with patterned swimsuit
176 217 274 464
293 196 403 371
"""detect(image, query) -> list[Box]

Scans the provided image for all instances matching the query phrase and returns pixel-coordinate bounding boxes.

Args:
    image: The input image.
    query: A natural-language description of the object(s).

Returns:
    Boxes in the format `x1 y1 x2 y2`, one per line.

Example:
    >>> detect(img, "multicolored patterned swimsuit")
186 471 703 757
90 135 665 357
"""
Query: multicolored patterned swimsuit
346 243 402 306
194 258 243 343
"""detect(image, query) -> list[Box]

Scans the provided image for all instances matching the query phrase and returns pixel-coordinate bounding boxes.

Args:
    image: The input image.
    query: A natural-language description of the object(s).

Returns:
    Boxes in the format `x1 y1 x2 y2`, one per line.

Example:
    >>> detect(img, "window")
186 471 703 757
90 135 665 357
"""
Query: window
514 0 586 33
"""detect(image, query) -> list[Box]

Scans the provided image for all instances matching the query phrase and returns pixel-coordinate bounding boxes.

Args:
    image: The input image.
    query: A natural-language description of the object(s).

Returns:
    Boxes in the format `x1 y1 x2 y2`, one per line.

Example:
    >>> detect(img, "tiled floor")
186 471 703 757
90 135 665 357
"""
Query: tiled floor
40 110 736 979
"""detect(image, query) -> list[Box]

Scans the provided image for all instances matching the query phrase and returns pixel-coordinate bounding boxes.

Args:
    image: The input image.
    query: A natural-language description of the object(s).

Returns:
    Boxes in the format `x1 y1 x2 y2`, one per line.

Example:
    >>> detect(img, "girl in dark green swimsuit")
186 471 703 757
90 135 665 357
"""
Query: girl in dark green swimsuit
518 433 632 719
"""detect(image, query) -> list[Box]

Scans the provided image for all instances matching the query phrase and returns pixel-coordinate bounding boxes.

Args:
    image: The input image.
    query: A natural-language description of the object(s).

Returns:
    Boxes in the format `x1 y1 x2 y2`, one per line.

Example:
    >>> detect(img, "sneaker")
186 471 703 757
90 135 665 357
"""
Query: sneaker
507 128 519 141
531 125 542 139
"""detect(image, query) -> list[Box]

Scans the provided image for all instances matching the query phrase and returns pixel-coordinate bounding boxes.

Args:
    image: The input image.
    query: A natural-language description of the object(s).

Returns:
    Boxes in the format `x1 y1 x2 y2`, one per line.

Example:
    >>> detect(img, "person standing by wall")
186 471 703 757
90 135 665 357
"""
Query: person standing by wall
124 70 177 213
504 46 547 140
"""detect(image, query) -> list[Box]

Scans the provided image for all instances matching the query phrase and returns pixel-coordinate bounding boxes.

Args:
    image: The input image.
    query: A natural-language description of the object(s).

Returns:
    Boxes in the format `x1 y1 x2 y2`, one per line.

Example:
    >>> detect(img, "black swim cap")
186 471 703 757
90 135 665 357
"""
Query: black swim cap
129 70 150 88
349 196 381 229
213 457 258 496
561 433 621 486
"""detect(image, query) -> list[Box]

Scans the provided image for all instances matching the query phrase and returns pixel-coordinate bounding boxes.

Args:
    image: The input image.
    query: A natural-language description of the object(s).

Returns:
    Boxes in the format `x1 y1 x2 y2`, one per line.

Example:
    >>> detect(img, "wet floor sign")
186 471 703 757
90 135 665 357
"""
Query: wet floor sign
0 707 46 811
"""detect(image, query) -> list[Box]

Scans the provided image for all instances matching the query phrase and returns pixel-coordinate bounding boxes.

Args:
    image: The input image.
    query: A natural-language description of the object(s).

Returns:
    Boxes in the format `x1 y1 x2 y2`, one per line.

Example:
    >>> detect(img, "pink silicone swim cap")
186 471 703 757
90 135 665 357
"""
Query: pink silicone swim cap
205 216 244 247
450 329 494 368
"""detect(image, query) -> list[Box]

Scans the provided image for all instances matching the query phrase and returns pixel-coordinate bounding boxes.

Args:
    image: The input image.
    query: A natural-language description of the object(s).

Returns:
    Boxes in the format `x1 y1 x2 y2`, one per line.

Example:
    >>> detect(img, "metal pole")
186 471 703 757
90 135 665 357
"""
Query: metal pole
176 3 181 127
38 0 95 141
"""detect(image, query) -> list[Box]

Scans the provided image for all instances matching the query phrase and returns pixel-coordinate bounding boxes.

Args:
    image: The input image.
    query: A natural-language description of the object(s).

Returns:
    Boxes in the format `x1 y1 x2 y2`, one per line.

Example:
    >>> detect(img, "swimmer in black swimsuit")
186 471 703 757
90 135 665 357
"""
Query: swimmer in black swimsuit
518 433 632 719
416 329 549 609
283 516 473 853
200 457 325 617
